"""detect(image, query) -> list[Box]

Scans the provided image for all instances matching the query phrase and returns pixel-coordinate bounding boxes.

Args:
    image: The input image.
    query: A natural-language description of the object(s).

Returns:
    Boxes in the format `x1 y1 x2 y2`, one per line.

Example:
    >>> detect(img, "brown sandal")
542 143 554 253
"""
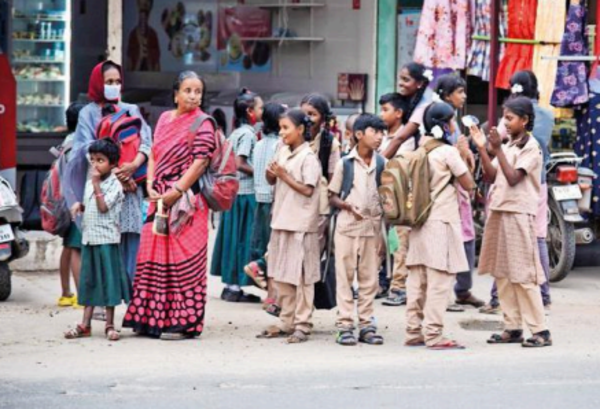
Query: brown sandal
64 324 91 339
105 325 120 341
256 325 290 339
286 330 309 344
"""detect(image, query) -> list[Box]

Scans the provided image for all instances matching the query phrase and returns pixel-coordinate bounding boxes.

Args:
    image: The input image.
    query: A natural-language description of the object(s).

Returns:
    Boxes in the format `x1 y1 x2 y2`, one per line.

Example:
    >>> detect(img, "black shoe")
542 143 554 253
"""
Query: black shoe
221 288 241 302
238 290 262 304
382 289 407 306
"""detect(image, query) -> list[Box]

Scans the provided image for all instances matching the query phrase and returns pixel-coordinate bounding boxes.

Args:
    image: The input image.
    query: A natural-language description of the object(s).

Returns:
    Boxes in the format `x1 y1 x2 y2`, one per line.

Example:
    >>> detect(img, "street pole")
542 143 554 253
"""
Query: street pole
107 0 123 64
488 0 500 127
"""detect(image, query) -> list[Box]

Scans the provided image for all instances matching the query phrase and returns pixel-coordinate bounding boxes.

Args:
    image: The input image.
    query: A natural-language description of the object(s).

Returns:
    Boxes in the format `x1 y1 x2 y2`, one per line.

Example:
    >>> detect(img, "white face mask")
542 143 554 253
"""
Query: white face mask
104 84 121 101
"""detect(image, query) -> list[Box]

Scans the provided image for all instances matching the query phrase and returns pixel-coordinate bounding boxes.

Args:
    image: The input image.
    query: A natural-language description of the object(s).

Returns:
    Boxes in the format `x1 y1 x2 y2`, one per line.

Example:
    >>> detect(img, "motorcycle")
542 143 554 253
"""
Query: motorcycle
545 152 596 282
0 176 29 301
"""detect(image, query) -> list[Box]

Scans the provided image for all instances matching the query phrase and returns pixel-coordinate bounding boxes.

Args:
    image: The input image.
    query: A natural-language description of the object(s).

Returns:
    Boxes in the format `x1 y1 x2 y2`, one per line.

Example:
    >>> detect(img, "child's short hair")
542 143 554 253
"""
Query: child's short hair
378 92 409 112
353 113 387 135
503 96 535 132
65 102 86 133
262 102 286 135
88 139 121 165
434 74 467 101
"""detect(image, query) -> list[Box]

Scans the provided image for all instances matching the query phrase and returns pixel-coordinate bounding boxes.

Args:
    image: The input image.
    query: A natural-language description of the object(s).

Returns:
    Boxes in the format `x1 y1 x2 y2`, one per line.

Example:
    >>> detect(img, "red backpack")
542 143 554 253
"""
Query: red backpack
96 108 147 183
189 114 239 212
40 141 72 237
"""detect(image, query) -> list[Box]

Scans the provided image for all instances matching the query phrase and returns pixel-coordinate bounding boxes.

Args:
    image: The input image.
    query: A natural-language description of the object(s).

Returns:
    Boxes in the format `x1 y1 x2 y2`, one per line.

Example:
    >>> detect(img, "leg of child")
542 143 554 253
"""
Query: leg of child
59 247 73 298
537 238 552 306
422 268 455 347
276 281 296 334
495 278 523 331
385 227 409 306
82 306 95 328
104 306 120 341
70 249 81 293
356 235 382 344
290 272 314 341
405 265 427 345
513 282 547 335
334 231 358 331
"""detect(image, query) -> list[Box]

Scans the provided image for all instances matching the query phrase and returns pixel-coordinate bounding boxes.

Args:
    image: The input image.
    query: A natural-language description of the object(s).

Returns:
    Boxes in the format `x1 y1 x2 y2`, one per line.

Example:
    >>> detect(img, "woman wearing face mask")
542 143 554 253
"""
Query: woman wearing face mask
65 60 152 295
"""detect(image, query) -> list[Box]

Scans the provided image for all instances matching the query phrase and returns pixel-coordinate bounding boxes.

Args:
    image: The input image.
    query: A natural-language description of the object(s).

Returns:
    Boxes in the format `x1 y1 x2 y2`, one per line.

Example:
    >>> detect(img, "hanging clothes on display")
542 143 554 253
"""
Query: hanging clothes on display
550 0 589 107
574 92 600 216
495 0 538 89
531 0 567 108
591 3 600 79
413 0 471 70
467 0 508 81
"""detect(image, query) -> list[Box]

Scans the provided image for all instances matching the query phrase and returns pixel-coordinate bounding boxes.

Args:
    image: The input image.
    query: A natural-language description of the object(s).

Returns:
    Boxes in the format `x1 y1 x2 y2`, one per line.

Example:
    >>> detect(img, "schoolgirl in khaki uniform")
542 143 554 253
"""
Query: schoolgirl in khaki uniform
258 109 322 344
472 96 551 348
404 102 475 350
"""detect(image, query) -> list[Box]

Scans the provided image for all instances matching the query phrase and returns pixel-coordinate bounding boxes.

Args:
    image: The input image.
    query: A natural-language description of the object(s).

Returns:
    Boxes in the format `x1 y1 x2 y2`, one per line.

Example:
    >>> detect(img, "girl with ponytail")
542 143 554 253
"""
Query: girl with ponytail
381 62 434 159
211 88 265 303
471 96 552 348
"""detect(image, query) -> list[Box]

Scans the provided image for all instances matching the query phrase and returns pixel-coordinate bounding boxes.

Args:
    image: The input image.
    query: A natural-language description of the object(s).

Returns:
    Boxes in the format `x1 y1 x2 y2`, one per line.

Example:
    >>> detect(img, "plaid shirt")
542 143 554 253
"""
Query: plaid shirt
229 124 257 195
252 132 279 203
81 173 125 245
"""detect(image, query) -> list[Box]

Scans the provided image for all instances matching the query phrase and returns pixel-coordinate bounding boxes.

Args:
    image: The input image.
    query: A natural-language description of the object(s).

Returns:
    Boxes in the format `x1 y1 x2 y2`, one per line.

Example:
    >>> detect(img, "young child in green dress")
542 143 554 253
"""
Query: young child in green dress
64 139 130 341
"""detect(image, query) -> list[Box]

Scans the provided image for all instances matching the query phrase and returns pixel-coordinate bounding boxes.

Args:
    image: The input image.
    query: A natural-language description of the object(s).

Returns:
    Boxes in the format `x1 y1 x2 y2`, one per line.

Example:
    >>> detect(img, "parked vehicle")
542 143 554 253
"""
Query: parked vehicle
545 152 597 282
0 176 29 301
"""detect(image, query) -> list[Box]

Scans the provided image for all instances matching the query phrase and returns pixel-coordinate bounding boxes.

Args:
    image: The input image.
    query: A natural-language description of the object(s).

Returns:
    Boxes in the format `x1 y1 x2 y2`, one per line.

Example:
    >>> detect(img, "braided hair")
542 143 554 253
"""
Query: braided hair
300 93 335 177
233 87 259 128
282 108 313 142
400 62 431 125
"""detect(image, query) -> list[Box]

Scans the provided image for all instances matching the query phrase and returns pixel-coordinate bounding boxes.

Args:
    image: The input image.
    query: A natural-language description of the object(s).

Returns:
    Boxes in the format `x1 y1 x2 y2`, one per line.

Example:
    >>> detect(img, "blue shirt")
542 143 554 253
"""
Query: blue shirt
532 100 553 184
253 132 279 203
228 124 257 195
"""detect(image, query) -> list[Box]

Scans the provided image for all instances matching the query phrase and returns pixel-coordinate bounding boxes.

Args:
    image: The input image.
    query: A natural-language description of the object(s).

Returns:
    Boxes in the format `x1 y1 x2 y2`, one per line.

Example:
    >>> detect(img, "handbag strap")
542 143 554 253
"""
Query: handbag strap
321 215 337 283
157 198 164 215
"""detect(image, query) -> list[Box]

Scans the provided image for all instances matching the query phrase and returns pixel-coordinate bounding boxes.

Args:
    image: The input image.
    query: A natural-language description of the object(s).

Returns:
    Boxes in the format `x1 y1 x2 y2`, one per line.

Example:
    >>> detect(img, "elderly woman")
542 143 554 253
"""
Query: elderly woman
65 60 151 285
123 71 215 340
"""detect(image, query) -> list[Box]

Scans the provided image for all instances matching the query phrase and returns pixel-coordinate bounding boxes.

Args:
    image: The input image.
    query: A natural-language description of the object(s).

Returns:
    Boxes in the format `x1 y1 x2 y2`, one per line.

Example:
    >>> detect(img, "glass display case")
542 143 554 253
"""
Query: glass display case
11 0 71 134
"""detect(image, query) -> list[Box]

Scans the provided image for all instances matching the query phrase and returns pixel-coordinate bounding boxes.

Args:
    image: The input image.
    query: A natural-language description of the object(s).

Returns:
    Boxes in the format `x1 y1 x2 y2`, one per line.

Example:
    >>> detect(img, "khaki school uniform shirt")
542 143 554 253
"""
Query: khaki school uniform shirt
271 143 322 233
329 149 384 237
427 144 469 223
489 136 542 216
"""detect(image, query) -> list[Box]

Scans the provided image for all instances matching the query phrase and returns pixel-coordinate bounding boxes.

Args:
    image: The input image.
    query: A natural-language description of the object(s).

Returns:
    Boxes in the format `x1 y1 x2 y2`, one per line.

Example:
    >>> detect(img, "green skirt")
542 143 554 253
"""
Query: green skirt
210 194 256 286
63 223 82 250
79 244 131 307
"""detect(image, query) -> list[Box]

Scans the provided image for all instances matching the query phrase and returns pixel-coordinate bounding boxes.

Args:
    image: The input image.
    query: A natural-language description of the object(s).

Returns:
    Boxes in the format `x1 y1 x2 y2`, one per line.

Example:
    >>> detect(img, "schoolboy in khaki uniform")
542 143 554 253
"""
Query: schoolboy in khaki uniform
329 114 386 346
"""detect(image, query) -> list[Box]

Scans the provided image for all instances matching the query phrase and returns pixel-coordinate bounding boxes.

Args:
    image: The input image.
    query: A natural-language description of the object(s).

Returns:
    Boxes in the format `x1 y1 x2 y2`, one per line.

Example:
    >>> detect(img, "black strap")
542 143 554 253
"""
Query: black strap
340 156 354 201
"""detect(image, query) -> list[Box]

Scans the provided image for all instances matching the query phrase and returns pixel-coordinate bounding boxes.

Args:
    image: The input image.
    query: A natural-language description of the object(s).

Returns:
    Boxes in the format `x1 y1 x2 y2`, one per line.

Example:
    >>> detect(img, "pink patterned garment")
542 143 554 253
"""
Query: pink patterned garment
413 0 471 70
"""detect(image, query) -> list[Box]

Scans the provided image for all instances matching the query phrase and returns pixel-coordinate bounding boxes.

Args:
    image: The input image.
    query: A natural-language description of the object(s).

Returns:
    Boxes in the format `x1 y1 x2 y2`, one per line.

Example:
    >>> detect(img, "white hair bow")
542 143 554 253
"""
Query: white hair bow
423 69 434 82
431 125 444 140
511 84 524 95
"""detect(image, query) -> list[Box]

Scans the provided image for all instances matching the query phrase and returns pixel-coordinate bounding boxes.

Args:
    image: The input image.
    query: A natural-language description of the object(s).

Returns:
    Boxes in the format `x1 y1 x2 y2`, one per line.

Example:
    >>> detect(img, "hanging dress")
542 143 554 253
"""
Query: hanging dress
531 0 567 108
413 0 471 70
550 1 589 107
467 0 508 81
495 0 538 89
574 92 600 216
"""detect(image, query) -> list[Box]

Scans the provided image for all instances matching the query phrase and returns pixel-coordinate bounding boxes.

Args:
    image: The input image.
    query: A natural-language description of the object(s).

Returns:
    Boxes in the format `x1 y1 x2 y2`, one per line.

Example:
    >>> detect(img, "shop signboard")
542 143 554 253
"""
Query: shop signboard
217 6 272 73
123 0 218 73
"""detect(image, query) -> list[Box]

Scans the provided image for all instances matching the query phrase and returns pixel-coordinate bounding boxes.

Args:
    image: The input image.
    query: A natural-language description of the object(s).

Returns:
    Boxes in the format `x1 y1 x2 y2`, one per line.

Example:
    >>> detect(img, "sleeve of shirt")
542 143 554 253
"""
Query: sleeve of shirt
103 179 125 211
127 104 152 156
328 159 344 194
409 104 427 126
236 129 255 159
302 154 322 188
328 138 341 177
515 142 542 175
446 147 469 178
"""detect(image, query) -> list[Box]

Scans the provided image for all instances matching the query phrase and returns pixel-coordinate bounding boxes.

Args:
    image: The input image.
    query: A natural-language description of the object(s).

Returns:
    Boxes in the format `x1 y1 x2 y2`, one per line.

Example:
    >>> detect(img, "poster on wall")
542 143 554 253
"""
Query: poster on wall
397 11 421 73
123 0 218 73
217 6 272 73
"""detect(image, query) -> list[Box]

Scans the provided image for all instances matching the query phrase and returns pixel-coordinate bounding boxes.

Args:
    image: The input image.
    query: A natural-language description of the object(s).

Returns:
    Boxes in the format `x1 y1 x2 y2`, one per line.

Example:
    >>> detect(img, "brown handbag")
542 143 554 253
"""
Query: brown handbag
152 199 169 236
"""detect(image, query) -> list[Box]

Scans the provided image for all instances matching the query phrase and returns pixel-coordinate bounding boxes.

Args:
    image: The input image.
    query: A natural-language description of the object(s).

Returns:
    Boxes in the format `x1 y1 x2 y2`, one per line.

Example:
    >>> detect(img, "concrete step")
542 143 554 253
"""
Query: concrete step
10 230 62 273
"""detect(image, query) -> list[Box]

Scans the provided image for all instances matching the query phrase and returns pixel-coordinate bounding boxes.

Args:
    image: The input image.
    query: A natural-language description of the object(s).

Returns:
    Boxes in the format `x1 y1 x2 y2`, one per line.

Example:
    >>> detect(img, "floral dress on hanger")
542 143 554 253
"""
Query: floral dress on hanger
467 0 507 81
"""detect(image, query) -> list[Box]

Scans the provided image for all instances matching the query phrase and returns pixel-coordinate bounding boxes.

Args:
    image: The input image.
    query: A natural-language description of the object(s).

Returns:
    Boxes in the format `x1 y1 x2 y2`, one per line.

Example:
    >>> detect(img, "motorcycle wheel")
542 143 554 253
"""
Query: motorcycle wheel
547 199 576 282
0 262 11 302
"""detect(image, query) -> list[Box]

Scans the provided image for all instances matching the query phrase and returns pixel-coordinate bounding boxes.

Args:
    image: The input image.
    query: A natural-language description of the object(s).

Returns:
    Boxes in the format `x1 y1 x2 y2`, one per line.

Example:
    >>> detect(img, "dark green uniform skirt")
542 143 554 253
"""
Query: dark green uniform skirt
79 244 131 307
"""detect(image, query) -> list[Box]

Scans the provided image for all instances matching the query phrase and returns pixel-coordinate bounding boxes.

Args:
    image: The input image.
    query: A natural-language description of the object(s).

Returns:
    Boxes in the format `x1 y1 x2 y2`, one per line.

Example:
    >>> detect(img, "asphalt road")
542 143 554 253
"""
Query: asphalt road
1 266 600 409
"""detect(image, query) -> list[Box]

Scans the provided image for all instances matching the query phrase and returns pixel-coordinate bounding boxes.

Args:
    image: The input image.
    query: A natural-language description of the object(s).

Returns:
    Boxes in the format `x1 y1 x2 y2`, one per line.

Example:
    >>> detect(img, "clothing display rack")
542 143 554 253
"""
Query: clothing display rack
471 35 559 45
540 55 600 61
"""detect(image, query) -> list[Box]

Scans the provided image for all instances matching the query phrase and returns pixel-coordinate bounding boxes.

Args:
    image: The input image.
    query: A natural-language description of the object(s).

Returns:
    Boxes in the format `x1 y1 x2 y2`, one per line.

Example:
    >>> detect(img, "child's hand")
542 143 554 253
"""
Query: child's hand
70 202 83 220
469 126 487 149
347 203 364 221
269 162 287 179
488 127 502 154
91 168 102 185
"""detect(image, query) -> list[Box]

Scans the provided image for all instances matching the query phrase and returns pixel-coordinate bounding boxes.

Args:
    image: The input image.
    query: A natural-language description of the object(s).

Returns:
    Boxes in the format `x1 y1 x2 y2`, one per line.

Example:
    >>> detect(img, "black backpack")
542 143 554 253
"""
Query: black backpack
20 170 46 230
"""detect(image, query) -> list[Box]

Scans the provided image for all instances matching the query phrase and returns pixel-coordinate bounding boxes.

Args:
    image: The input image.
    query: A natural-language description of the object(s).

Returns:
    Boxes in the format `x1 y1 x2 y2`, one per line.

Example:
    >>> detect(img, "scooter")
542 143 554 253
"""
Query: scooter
545 152 596 282
0 176 29 301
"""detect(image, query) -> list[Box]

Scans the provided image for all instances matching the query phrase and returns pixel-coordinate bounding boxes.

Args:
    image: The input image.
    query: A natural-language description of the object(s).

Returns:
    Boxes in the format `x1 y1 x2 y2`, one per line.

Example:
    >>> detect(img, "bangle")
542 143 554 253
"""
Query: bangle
173 183 184 194
95 193 104 198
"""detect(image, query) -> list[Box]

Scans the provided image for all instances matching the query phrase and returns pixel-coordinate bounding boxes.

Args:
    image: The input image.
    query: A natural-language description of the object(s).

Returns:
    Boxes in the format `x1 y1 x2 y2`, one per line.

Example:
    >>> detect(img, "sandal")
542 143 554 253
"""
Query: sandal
428 339 465 350
455 293 485 308
105 325 120 341
405 339 426 347
243 262 268 290
358 326 384 345
487 330 524 344
256 325 290 339
286 330 309 344
64 324 91 339
446 303 466 313
336 330 357 346
522 330 552 348
160 332 194 341
263 301 281 318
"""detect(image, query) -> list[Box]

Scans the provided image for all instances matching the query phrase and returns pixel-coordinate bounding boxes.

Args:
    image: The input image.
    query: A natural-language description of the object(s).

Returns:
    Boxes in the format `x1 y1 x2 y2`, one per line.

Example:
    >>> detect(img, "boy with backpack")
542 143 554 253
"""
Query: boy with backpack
329 114 386 346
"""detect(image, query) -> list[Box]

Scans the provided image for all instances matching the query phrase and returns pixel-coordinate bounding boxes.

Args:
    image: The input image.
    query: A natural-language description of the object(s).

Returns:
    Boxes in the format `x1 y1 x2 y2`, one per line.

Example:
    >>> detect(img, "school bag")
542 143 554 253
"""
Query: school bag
378 139 448 228
40 141 73 237
96 108 147 184
315 153 386 311
188 114 239 212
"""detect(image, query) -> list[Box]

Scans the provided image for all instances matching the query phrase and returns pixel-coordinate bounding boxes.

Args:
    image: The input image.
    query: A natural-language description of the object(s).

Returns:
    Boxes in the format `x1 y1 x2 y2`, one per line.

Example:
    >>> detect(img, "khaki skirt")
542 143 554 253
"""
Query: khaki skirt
267 230 321 286
478 211 545 285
